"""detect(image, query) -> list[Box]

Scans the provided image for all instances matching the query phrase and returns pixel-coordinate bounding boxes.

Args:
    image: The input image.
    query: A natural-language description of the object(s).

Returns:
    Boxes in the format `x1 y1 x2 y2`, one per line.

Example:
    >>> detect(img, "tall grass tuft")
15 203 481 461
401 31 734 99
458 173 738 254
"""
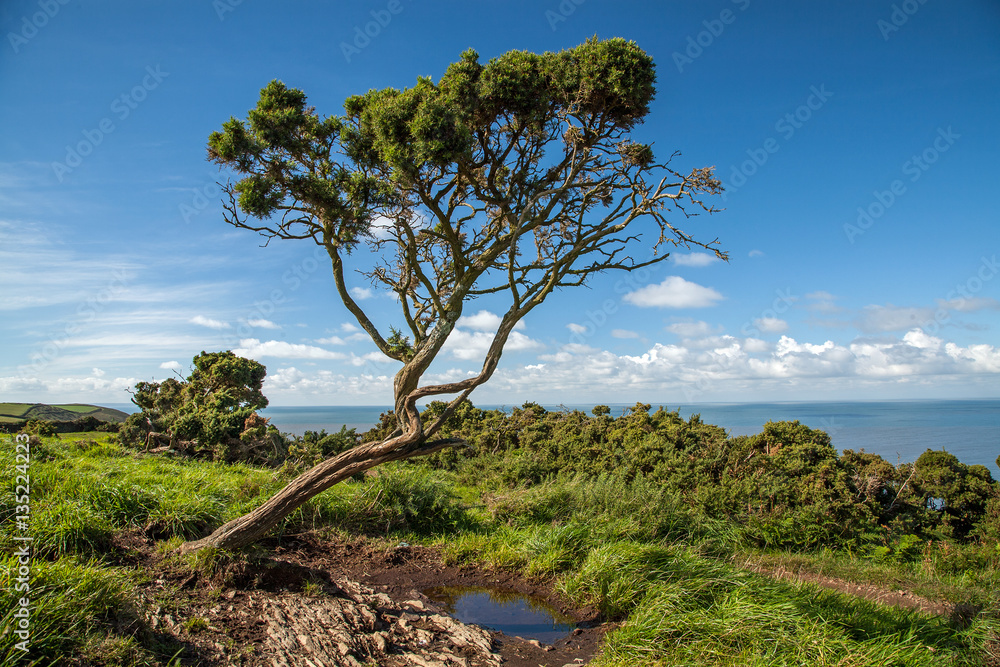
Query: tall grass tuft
0 555 145 665
593 555 994 666
23 500 114 557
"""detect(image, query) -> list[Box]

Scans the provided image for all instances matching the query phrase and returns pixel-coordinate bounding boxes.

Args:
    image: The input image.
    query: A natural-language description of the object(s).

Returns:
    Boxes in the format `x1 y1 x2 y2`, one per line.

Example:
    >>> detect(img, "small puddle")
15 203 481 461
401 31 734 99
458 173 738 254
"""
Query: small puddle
423 585 576 644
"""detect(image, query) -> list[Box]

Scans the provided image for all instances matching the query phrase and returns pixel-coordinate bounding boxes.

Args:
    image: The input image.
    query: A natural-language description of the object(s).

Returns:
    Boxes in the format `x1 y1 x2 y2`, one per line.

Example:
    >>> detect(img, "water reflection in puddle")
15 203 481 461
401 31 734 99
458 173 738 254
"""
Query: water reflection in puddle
423 586 576 644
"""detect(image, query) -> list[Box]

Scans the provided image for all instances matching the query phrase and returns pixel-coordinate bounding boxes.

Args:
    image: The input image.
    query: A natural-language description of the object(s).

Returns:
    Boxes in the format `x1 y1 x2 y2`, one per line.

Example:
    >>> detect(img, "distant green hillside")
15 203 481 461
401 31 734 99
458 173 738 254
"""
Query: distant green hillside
0 403 129 424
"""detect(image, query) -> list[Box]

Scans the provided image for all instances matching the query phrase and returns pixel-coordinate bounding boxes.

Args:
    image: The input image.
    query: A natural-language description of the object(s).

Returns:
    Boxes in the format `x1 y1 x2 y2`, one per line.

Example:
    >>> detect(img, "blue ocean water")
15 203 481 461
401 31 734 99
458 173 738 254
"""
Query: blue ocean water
258 400 1000 477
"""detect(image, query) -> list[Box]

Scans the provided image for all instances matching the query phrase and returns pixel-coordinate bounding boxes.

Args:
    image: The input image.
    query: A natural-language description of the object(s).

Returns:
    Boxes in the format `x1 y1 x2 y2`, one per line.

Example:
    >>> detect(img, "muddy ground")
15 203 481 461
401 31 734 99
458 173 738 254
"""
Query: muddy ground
118 531 609 667
109 529 980 667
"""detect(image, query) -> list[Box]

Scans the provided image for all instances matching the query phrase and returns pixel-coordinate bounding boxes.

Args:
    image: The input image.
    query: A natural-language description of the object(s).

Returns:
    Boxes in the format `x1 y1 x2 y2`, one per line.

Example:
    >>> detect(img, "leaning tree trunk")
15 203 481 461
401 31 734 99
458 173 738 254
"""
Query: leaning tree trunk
179 307 513 555
178 432 461 554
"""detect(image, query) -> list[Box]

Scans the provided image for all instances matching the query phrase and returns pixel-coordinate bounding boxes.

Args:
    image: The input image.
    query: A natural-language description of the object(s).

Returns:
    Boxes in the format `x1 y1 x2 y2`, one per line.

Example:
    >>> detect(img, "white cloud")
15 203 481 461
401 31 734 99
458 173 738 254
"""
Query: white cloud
567 323 588 334
624 276 723 309
232 338 346 360
247 318 280 329
0 373 138 402
806 291 842 315
775 336 838 357
481 329 1000 403
665 321 721 338
316 336 346 346
348 351 397 368
0 220 142 310
160 360 182 371
350 287 374 300
208 328 1000 405
624 342 689 366
938 296 1000 313
443 329 543 361
673 253 719 267
855 304 936 333
340 322 361 333
190 315 229 330
611 329 640 339
367 216 396 240
753 317 788 334
262 366 394 402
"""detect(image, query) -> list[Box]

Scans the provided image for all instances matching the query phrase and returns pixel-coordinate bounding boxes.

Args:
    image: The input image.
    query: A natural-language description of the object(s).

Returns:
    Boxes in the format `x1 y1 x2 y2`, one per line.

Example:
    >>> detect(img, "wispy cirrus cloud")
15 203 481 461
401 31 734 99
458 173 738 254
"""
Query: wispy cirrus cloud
672 252 720 267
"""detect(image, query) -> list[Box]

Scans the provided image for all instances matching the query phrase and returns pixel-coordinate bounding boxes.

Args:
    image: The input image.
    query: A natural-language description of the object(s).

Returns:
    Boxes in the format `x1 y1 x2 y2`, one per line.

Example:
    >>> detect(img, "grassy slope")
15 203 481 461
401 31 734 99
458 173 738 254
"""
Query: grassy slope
0 433 996 666
0 402 129 423
0 403 32 423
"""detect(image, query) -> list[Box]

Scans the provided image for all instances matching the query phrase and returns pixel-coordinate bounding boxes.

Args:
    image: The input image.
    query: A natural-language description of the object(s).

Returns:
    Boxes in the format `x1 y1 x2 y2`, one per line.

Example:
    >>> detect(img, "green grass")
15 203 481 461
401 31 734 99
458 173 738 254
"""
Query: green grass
597 576 987 666
0 403 33 418
444 528 998 666
0 555 148 666
738 547 1000 611
58 404 101 414
0 402 128 423
1 434 997 667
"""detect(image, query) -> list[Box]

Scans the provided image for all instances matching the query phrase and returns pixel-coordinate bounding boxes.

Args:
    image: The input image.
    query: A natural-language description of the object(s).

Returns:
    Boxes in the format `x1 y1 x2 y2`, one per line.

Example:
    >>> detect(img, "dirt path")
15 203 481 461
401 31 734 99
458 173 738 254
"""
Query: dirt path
741 560 975 620
128 532 608 667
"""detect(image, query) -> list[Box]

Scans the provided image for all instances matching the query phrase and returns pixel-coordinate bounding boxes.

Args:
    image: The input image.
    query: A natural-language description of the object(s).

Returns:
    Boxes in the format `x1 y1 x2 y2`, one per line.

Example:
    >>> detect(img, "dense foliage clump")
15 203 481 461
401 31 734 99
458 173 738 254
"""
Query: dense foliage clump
374 400 999 552
118 351 285 464
18 418 58 437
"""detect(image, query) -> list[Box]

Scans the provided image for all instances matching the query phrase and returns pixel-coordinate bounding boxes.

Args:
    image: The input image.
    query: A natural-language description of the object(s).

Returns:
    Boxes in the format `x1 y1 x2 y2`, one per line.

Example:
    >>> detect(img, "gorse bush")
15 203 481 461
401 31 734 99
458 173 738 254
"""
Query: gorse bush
118 351 284 465
395 400 999 550
18 419 58 437
284 425 361 471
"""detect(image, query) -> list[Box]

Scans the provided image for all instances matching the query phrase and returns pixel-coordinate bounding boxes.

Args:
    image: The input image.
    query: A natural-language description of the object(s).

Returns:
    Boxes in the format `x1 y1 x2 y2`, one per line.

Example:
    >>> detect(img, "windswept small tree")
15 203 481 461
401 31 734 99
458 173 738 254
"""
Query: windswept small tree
119 351 278 462
181 37 726 553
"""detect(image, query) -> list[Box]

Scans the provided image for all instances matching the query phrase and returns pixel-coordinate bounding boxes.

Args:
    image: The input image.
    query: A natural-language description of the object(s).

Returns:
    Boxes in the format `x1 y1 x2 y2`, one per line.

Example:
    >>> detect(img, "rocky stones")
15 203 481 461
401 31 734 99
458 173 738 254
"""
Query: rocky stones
257 578 501 667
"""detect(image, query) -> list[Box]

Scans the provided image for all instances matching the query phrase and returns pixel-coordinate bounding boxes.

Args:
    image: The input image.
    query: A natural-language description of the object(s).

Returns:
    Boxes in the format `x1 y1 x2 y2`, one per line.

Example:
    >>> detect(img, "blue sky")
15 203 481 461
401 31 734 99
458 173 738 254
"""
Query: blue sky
1 0 998 406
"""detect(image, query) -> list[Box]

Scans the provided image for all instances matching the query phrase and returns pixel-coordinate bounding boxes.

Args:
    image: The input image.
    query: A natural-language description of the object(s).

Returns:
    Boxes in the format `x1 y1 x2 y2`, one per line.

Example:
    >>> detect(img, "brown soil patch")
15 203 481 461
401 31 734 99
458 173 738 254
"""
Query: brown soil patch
124 531 608 667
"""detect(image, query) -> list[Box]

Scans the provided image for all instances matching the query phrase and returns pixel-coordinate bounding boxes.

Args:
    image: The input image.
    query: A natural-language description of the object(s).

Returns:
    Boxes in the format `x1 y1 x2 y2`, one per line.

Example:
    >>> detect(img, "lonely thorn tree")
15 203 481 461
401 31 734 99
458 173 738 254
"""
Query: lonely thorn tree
180 37 726 553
